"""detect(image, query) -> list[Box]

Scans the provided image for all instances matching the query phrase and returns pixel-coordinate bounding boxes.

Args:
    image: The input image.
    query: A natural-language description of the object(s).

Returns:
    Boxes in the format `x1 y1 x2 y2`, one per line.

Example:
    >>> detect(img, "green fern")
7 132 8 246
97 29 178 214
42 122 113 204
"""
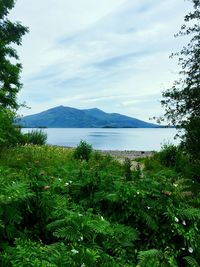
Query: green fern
53 226 80 241
184 256 200 267
85 219 111 235
178 208 200 221
112 224 139 244
137 210 158 231
137 249 163 267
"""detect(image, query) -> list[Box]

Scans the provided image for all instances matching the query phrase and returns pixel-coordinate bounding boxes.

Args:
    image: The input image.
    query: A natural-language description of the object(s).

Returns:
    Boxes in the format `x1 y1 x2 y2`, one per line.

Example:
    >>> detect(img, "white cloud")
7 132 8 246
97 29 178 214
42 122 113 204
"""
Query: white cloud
10 0 192 120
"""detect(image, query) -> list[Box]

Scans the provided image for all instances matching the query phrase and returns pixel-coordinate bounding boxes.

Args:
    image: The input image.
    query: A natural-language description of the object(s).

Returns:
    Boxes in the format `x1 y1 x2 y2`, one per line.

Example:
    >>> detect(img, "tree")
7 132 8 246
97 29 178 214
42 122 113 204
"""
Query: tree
161 0 200 158
0 0 28 110
0 0 28 148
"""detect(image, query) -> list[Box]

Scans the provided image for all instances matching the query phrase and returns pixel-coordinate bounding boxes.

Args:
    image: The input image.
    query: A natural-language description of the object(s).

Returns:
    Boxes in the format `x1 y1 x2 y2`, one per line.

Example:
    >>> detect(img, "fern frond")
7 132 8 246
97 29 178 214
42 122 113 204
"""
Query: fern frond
112 224 139 243
184 256 200 267
178 208 200 221
1 181 34 204
47 218 67 230
85 219 110 235
53 226 80 241
138 249 163 267
138 210 158 231
104 192 118 202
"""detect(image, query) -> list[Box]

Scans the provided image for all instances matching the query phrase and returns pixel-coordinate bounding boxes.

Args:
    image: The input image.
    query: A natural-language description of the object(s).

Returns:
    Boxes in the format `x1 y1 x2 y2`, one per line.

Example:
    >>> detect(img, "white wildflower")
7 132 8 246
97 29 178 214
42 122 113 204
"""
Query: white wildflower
64 182 69 187
78 213 83 217
137 191 140 195
173 184 178 187
147 206 151 210
174 217 179 223
181 247 185 251
101 216 105 221
78 236 83 242
69 180 73 184
182 220 186 226
58 178 62 181
71 249 79 254
81 264 86 267
188 247 193 253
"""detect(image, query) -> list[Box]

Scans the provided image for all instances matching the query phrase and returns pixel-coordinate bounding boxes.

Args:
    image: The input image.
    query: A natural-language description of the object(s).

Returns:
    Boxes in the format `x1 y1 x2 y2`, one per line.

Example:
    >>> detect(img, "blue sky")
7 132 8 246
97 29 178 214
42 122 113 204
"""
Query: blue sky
10 0 191 121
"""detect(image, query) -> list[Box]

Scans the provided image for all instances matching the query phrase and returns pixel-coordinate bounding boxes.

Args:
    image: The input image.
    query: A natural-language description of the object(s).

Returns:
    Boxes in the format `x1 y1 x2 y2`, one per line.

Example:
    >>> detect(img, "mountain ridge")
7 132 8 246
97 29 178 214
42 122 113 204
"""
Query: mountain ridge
18 106 161 128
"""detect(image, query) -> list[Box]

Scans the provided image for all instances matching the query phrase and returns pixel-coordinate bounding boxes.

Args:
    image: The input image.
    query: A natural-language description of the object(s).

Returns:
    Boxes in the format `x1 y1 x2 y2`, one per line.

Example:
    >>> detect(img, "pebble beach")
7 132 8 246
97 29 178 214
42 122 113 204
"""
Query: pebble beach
98 150 155 159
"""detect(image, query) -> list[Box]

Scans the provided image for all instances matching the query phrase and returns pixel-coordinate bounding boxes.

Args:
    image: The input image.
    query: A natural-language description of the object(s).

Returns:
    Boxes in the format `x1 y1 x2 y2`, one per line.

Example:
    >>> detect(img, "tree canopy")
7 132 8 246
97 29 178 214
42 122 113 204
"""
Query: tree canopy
161 0 200 158
0 0 28 110
0 0 28 148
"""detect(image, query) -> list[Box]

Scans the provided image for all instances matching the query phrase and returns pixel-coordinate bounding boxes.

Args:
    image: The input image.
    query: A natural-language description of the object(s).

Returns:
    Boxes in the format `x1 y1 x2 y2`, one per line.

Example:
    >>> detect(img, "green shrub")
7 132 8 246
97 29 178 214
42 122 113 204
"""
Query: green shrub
183 117 200 160
74 140 93 161
158 143 179 167
22 130 47 145
143 154 161 171
123 157 132 180
0 145 199 266
0 109 23 149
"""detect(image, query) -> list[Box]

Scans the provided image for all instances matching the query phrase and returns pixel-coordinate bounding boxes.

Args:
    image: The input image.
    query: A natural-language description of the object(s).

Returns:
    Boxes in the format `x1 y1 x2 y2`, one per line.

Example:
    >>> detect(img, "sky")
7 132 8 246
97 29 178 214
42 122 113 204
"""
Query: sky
9 0 191 121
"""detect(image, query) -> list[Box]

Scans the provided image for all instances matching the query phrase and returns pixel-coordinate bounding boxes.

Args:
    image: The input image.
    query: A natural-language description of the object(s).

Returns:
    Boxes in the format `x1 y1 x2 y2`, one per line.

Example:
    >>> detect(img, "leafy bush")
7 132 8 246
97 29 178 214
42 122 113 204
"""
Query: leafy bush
123 157 132 180
0 145 199 266
22 130 47 145
74 140 93 161
159 143 179 167
143 155 161 171
0 109 23 149
0 111 47 148
183 117 200 159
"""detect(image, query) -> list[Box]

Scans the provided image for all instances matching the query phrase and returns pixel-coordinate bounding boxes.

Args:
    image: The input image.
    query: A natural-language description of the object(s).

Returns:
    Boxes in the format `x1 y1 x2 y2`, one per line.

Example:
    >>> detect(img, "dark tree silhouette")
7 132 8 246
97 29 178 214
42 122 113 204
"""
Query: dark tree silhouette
0 0 28 110
161 0 200 157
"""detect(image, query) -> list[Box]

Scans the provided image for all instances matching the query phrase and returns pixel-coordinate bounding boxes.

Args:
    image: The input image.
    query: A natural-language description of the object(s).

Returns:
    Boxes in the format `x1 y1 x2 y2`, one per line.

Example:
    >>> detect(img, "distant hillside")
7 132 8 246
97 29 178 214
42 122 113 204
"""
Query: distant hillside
18 106 161 128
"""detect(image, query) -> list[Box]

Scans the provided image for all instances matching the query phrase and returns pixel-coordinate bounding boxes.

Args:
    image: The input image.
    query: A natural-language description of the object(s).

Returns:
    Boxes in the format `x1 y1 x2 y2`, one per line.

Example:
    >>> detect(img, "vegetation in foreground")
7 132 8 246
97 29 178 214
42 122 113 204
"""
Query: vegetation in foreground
0 143 199 266
0 1 199 265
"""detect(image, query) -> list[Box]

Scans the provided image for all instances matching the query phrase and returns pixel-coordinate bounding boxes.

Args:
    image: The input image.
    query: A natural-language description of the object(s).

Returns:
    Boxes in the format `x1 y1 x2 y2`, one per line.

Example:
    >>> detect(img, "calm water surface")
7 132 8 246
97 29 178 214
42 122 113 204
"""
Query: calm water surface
22 128 179 151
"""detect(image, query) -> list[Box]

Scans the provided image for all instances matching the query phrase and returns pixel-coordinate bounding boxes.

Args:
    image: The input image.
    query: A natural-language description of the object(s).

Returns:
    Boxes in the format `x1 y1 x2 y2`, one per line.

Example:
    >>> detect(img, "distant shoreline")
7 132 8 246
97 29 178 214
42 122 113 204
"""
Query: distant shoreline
20 126 172 129
50 145 155 159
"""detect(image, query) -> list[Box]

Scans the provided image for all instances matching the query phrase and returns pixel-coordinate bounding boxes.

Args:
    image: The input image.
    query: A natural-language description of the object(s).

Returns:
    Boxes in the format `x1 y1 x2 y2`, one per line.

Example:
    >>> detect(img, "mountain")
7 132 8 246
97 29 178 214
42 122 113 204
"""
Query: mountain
18 106 161 128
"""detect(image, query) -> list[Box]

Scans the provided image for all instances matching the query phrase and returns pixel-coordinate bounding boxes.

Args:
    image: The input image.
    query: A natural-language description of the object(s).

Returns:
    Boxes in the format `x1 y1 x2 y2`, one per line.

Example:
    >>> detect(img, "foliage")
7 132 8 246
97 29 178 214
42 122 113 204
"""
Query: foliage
183 117 200 159
184 256 200 267
0 0 28 110
0 1 199 265
123 157 132 180
0 145 199 266
0 0 28 149
161 0 200 158
74 140 93 161
158 143 179 167
137 249 163 267
0 108 23 148
22 130 47 145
